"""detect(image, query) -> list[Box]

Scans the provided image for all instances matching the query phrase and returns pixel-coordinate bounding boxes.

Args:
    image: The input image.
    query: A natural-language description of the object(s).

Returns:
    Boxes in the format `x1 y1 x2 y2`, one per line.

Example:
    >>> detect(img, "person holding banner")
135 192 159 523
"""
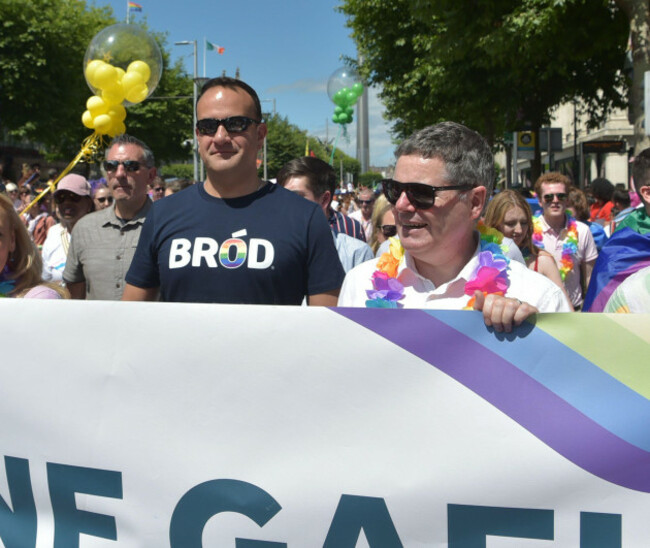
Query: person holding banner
123 77 343 305
338 122 571 332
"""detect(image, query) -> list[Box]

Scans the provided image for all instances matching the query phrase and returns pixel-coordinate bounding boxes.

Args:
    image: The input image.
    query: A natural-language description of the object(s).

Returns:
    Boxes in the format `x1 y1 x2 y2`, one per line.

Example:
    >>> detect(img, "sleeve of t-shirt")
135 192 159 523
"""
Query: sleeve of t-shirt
305 208 345 296
62 224 85 284
581 224 599 262
125 208 160 288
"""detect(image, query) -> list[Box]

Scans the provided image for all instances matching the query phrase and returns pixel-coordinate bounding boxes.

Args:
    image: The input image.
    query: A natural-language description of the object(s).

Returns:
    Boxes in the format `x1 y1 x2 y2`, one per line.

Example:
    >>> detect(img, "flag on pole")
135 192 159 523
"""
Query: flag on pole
206 41 225 55
128 1 142 11
305 138 309 156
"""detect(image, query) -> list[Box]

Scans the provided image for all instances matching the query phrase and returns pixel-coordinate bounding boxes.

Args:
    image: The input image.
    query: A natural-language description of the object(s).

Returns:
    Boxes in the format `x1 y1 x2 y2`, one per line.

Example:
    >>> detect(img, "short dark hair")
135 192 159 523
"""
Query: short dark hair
590 177 614 202
106 134 155 168
633 148 650 205
276 157 336 200
395 121 494 196
197 77 263 121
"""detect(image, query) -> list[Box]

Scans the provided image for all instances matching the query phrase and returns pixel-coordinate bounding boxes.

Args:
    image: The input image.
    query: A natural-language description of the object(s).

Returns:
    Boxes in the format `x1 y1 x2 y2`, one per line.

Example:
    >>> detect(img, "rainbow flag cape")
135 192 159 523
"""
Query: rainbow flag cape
583 228 650 312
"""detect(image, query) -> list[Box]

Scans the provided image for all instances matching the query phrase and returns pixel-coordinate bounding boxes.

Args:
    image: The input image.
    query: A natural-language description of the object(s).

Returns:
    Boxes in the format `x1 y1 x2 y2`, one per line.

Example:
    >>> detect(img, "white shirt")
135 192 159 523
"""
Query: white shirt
349 209 373 241
334 231 374 273
41 224 69 282
338 239 572 312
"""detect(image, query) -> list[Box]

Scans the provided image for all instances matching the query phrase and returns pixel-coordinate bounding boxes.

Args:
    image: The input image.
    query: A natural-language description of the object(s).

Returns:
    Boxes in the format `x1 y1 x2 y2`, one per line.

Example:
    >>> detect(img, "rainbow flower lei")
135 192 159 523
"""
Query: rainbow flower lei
365 223 511 309
0 266 16 298
532 213 578 281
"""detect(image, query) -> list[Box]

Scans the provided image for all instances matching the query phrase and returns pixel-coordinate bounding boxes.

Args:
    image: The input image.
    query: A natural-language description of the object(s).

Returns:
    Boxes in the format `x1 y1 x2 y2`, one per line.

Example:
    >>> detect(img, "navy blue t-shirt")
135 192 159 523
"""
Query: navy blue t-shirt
126 182 345 304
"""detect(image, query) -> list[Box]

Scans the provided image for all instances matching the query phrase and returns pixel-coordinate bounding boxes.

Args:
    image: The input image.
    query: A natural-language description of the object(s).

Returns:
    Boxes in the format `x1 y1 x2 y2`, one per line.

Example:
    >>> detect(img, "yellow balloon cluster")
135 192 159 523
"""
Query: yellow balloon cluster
81 59 152 136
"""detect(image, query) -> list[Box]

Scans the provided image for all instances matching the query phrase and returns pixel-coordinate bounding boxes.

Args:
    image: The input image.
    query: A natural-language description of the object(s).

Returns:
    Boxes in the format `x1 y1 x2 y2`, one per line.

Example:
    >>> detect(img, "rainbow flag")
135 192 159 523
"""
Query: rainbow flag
128 1 142 11
583 228 650 312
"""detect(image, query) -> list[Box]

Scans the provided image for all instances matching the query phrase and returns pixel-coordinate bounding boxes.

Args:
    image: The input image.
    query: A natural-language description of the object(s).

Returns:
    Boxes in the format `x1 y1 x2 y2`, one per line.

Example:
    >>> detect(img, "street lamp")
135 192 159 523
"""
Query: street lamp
175 40 199 182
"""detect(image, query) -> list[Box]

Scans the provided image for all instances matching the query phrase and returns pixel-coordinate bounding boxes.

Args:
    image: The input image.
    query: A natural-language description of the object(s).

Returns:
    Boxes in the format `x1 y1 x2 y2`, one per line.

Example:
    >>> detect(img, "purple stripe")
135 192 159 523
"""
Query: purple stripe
591 260 650 311
336 308 650 492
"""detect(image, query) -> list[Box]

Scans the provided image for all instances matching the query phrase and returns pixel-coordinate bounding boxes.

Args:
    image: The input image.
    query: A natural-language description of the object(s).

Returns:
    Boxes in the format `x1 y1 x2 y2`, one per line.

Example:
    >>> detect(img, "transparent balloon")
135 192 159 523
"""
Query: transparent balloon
327 67 363 104
83 23 162 106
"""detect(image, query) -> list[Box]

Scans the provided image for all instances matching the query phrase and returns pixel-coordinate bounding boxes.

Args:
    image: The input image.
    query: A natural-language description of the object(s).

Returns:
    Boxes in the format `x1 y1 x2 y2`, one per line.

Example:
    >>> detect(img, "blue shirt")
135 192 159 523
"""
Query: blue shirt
126 182 344 304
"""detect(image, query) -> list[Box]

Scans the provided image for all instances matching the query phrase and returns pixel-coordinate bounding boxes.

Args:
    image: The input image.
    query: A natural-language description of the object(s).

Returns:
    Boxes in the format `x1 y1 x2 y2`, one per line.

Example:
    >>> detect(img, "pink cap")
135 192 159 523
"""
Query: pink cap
54 174 91 197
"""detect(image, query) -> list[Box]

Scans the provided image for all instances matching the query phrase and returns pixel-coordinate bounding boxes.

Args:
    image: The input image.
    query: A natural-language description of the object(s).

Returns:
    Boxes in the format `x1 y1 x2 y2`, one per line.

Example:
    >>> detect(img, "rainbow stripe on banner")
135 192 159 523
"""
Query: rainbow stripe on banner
336 308 650 493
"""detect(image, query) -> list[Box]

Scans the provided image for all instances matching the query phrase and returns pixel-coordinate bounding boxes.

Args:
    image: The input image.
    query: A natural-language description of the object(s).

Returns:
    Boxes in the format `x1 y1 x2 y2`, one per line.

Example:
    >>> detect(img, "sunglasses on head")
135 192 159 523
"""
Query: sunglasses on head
196 116 261 135
103 160 142 173
54 191 82 204
97 196 113 204
381 224 397 238
381 179 473 209
542 192 567 203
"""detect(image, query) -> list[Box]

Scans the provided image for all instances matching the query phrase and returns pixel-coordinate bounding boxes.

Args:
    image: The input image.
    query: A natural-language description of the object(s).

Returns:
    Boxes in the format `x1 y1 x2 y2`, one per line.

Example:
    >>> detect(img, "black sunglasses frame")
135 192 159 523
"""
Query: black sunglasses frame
103 160 142 173
542 192 568 203
381 179 474 209
97 196 113 204
381 224 397 238
54 191 82 204
196 116 261 136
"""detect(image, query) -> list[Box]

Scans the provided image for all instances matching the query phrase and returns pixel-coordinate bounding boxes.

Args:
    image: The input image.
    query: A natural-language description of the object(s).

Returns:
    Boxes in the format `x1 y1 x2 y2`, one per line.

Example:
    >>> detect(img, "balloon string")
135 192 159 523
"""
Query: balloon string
21 132 106 216
329 124 343 166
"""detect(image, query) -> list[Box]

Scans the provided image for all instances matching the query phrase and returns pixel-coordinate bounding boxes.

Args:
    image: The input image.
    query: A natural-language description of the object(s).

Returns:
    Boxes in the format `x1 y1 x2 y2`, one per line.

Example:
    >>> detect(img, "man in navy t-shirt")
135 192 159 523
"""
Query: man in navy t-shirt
123 77 344 305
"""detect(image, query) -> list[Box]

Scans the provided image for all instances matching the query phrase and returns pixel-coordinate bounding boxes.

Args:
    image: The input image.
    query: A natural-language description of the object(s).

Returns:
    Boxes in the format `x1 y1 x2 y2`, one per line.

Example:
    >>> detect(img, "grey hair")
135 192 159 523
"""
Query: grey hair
105 134 156 168
395 121 494 197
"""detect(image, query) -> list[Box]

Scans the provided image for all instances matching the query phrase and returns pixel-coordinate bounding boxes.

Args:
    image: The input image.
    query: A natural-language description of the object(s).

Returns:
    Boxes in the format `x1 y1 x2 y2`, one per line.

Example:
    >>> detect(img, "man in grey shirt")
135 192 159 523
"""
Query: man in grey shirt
64 134 156 300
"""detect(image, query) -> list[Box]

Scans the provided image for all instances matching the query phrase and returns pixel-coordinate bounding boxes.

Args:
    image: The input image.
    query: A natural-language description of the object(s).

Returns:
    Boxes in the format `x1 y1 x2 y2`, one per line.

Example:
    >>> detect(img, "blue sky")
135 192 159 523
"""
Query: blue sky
94 0 396 168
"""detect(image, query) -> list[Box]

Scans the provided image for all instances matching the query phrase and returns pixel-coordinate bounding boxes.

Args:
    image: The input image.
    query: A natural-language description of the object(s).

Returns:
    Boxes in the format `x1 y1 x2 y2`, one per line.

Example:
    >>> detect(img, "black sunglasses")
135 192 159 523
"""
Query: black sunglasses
54 191 82 204
153 186 165 192
97 196 113 204
542 192 567 203
196 116 261 135
103 160 142 173
358 199 375 205
381 224 397 238
381 179 473 209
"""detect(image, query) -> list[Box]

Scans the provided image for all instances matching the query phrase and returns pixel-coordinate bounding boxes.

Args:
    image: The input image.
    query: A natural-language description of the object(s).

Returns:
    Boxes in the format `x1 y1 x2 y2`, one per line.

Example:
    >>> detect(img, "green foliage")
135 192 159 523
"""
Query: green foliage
358 171 383 187
0 0 115 155
340 0 629 148
159 163 194 179
262 113 359 180
0 1 193 164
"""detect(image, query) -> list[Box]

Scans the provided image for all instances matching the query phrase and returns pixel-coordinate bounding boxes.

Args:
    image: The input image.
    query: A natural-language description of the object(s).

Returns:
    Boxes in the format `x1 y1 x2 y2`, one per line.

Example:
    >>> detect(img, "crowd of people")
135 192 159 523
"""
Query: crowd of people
1 76 649 323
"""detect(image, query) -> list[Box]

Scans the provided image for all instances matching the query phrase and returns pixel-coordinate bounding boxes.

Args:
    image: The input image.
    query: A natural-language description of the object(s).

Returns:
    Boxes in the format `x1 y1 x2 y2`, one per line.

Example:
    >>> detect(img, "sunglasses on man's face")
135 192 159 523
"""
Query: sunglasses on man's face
542 192 567 203
196 116 260 136
358 199 375 205
381 224 397 238
103 160 142 173
97 196 113 204
381 179 473 210
54 191 82 204
153 186 165 192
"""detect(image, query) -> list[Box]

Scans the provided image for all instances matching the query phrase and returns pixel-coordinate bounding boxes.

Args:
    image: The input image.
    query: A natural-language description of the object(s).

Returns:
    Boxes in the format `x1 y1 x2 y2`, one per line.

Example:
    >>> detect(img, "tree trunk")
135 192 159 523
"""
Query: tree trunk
615 0 650 154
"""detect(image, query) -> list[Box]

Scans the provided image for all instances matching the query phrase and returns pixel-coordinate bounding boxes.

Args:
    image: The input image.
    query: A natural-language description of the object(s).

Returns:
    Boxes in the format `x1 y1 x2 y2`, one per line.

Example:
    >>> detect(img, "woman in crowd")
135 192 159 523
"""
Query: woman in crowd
568 187 608 251
368 194 396 256
0 194 67 298
93 183 113 210
484 190 572 308
41 174 94 283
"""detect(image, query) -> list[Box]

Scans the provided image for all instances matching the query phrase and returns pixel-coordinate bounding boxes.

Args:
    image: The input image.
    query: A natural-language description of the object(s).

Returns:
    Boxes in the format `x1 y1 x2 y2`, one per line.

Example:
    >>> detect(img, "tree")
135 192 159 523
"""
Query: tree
0 0 114 154
614 0 650 154
0 0 193 164
340 0 629 180
262 113 360 181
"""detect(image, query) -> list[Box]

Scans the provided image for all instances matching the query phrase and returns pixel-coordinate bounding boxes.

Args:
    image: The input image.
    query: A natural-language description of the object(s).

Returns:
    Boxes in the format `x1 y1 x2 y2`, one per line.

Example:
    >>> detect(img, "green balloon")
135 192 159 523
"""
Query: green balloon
345 106 354 116
334 106 343 115
352 82 364 96
347 115 354 125
333 89 345 106
332 113 340 123
346 90 357 104
338 112 350 124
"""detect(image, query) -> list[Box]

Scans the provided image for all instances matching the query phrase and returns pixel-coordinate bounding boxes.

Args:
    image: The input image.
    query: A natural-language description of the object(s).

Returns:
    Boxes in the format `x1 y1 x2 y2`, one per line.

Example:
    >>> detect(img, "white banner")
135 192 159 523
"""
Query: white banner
0 301 649 547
